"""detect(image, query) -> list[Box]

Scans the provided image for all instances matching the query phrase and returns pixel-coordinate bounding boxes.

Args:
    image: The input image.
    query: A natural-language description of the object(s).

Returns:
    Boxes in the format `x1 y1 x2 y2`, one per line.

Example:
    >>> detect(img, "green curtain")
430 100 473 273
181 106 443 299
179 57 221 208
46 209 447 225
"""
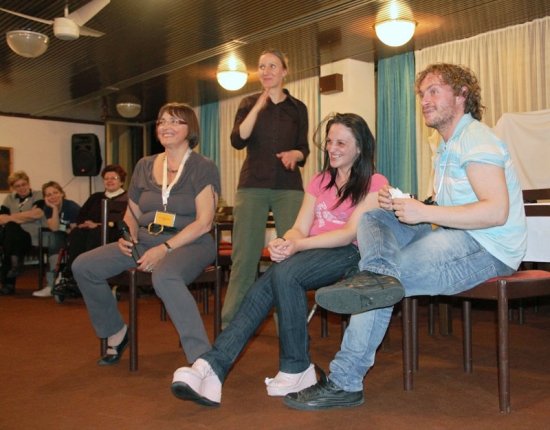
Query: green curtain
376 52 417 195
199 101 220 170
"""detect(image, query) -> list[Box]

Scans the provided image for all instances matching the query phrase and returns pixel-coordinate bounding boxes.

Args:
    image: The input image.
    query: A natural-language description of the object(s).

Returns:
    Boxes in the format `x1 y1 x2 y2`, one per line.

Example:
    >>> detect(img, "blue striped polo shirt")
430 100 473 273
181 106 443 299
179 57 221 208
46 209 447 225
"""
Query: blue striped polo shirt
433 113 527 269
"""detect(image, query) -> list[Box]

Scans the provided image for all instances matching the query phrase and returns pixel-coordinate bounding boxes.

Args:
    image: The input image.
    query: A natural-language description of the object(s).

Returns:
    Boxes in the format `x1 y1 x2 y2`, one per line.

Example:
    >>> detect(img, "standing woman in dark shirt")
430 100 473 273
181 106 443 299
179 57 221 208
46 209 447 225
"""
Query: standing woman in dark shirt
222 49 310 327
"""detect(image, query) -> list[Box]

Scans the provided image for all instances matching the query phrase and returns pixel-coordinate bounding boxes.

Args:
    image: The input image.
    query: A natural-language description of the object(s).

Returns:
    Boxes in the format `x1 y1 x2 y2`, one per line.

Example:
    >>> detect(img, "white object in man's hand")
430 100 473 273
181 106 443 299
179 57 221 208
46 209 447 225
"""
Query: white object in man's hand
389 187 413 199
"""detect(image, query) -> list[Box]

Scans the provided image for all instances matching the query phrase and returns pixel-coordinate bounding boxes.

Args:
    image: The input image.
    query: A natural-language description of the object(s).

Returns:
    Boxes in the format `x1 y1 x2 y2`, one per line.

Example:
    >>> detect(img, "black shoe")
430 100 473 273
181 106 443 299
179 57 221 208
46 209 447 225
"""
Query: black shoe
97 330 129 366
52 279 81 298
138 286 152 298
7 265 24 278
284 367 364 411
0 285 15 296
315 270 405 314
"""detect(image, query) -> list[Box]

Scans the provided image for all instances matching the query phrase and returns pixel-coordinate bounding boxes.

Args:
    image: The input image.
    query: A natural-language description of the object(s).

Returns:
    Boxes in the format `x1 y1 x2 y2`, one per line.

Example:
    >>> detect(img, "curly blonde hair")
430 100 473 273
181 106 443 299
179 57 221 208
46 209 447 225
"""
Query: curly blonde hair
415 63 485 121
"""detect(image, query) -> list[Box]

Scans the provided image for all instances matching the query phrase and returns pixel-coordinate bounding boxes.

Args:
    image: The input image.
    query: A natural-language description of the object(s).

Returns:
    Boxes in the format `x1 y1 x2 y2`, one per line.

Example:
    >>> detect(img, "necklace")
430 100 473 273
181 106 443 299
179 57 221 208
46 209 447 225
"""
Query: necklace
164 155 180 173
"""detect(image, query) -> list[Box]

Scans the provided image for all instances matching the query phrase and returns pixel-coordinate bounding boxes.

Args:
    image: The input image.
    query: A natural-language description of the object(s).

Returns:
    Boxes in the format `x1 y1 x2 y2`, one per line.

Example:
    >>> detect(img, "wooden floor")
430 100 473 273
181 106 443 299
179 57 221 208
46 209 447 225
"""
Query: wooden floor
1 266 550 429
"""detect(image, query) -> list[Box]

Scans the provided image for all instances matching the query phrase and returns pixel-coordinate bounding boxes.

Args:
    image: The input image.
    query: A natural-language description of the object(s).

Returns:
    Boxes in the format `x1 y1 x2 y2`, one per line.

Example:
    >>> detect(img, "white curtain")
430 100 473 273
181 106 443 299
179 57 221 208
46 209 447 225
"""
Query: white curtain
218 76 320 206
218 95 248 206
414 16 550 198
493 109 550 190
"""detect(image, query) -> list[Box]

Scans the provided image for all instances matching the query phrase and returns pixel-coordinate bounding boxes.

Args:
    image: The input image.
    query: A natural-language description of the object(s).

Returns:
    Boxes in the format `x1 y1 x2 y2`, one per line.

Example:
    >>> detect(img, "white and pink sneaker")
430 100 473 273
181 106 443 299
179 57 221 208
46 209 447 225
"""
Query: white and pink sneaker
265 363 317 397
171 359 222 406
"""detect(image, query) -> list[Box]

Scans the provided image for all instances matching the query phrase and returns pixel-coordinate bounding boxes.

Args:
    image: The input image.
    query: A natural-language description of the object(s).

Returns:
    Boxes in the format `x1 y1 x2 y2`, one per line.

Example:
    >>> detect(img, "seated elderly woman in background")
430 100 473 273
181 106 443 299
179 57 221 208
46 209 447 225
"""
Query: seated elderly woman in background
73 102 220 370
51 165 128 298
67 165 128 271
33 181 80 298
0 171 47 296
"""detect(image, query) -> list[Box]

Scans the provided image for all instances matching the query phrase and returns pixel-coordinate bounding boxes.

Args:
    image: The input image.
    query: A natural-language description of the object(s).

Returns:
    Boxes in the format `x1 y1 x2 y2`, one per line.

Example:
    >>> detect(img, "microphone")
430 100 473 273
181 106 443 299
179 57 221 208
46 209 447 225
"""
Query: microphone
117 221 140 263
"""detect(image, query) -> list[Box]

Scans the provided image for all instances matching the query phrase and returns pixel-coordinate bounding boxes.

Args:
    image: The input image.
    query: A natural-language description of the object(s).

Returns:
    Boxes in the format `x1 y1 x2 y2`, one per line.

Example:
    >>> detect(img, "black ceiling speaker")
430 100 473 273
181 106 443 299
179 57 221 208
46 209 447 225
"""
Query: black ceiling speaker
71 134 102 176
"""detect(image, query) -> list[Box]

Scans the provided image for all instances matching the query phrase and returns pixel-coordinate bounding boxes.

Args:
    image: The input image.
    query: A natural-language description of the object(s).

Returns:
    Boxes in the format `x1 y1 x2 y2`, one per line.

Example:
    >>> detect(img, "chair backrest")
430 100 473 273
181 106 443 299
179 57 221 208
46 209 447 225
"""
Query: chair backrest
266 211 276 229
100 199 128 246
214 206 233 267
208 221 220 267
215 206 233 223
521 189 550 264
522 188 550 203
523 189 550 217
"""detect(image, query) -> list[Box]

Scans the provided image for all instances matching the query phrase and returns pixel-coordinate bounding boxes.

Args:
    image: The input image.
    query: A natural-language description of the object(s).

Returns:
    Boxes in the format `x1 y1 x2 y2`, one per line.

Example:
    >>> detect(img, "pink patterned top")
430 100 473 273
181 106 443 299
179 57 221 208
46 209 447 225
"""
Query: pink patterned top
306 172 388 239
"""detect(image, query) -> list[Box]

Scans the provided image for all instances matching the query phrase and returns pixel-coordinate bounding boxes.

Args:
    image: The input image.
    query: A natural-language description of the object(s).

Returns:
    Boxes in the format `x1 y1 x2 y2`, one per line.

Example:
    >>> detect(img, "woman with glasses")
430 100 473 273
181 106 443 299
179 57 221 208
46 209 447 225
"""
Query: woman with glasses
51 165 128 297
73 102 220 368
222 48 310 329
0 171 47 296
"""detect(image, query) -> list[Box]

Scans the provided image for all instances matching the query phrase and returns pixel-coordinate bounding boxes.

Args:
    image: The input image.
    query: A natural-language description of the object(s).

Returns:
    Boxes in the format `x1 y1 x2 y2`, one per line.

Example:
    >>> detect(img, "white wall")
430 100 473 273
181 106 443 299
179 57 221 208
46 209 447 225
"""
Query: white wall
0 116 105 206
320 59 376 136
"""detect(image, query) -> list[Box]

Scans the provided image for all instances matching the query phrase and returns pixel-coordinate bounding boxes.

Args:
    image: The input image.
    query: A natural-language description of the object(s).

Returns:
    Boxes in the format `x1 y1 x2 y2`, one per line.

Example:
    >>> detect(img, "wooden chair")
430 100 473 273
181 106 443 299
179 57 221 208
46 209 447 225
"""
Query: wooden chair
0 237 47 292
309 303 350 339
259 211 276 255
214 208 275 281
215 206 233 282
99 199 222 371
401 188 550 413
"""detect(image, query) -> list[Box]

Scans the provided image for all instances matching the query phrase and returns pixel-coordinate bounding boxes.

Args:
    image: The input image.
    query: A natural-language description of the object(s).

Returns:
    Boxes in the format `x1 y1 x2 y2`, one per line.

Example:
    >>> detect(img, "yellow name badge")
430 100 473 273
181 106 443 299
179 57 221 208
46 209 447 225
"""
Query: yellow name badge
154 211 176 227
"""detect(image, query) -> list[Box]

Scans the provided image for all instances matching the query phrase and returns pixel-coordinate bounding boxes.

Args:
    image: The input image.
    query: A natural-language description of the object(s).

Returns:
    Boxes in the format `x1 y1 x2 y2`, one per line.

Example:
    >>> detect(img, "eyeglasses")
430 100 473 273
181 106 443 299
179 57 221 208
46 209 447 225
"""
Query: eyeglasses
103 176 120 180
156 118 187 126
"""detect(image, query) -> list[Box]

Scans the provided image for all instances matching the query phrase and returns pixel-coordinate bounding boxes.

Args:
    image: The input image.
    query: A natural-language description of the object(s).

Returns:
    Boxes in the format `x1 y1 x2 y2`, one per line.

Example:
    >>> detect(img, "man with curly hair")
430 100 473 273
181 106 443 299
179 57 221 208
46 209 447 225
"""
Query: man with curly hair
284 63 527 411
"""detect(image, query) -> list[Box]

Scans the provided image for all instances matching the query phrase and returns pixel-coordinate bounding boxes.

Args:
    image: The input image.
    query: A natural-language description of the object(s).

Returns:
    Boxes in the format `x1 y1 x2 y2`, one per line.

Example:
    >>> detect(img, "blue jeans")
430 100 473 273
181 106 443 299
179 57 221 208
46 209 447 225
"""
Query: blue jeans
329 209 516 392
201 244 360 383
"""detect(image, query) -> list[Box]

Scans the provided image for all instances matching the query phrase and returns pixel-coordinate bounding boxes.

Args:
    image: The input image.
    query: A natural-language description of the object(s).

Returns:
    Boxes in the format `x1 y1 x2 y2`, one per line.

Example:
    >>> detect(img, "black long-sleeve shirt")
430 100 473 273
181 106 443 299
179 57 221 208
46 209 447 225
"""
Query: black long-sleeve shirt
230 89 309 191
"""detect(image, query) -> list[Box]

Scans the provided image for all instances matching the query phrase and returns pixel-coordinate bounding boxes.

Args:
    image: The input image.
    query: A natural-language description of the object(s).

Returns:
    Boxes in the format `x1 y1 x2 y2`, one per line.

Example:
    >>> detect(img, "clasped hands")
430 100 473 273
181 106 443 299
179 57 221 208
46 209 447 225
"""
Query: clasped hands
268 237 297 263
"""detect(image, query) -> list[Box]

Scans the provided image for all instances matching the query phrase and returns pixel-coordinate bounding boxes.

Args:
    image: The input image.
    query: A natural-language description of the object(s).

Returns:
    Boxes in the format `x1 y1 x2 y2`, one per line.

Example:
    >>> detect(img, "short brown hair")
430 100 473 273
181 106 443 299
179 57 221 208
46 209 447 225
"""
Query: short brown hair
8 171 29 186
42 181 65 198
101 164 127 184
415 63 485 121
157 102 200 149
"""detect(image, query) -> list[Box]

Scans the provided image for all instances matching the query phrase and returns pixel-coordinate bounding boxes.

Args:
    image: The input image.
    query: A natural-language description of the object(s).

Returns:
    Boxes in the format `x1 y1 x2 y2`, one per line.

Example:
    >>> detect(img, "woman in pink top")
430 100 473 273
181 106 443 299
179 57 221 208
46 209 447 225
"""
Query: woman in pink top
171 113 388 407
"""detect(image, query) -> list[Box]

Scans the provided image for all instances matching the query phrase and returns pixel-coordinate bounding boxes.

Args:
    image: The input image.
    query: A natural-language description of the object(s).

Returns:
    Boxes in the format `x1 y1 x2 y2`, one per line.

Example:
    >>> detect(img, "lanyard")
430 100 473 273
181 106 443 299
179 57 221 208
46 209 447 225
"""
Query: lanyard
162 149 192 210
434 147 451 202
18 197 29 212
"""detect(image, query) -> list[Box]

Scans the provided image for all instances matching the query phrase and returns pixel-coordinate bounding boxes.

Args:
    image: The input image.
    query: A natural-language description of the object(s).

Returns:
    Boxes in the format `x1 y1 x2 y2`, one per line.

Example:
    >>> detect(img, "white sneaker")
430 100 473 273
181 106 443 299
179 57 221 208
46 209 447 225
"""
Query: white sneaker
171 358 222 406
265 363 317 396
33 286 53 297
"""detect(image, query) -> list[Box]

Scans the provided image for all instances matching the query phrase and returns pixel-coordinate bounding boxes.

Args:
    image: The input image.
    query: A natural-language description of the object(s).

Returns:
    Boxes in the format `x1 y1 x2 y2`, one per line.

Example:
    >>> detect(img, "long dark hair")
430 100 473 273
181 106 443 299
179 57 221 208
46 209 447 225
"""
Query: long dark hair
314 112 376 208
